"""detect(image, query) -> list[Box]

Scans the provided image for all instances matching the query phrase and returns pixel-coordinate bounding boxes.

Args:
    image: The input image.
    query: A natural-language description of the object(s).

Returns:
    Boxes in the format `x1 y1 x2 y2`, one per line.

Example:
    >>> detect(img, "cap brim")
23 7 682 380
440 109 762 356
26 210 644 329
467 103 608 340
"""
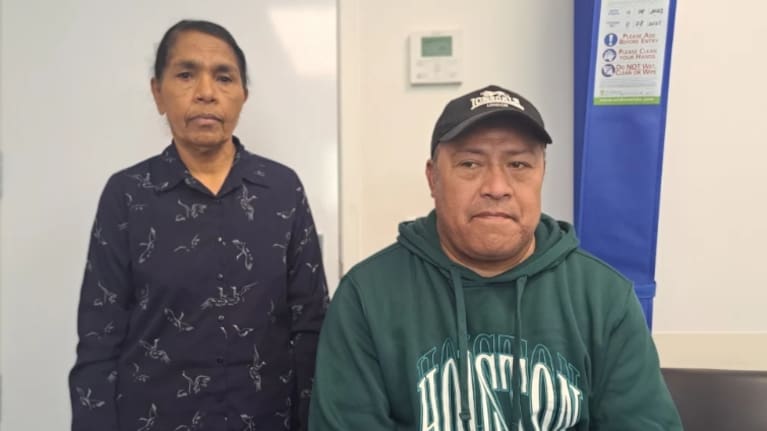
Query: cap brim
439 109 553 144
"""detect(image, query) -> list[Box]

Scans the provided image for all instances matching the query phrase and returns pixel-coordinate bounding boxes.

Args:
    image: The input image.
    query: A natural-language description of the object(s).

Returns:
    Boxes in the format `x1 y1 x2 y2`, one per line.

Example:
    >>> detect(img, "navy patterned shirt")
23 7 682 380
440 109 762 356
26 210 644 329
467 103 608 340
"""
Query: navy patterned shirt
69 137 328 431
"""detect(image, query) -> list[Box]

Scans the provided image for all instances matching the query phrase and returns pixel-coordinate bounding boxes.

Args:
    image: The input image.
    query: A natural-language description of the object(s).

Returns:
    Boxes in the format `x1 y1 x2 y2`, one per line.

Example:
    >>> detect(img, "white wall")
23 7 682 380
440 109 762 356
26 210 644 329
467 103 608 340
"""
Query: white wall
651 0 767 368
339 0 574 269
654 0 767 333
0 0 337 429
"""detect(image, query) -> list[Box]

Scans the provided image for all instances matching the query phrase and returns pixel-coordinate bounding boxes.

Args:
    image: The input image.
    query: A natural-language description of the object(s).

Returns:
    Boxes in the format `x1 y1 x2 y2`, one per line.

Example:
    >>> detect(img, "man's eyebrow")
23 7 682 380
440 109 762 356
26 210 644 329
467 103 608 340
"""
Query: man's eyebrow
451 147 534 156
452 148 487 156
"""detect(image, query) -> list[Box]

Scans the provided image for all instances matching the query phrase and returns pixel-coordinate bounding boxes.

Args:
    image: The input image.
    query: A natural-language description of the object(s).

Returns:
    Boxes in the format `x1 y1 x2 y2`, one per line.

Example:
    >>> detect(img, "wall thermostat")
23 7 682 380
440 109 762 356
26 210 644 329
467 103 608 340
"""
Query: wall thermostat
409 31 462 85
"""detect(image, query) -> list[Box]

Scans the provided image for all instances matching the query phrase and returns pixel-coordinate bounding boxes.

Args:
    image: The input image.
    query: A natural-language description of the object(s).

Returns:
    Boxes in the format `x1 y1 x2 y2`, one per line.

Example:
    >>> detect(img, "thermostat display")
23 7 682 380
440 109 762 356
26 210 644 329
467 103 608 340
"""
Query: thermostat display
421 36 452 57
410 31 462 85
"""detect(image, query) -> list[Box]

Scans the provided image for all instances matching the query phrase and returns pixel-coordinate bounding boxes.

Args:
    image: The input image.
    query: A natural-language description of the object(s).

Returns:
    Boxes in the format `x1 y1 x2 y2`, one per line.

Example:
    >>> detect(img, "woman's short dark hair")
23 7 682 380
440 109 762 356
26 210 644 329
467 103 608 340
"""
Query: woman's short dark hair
154 19 248 91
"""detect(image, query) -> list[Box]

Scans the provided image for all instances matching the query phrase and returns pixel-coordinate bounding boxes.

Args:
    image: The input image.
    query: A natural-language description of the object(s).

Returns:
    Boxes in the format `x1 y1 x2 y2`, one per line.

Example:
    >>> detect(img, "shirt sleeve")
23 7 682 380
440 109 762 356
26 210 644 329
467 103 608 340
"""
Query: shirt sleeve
69 175 133 431
590 288 683 430
286 179 329 431
309 275 397 430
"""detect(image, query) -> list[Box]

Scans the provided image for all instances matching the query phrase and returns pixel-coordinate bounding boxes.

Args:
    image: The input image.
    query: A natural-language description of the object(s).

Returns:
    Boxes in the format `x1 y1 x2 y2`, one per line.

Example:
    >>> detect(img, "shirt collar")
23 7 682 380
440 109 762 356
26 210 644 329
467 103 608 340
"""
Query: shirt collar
152 136 270 194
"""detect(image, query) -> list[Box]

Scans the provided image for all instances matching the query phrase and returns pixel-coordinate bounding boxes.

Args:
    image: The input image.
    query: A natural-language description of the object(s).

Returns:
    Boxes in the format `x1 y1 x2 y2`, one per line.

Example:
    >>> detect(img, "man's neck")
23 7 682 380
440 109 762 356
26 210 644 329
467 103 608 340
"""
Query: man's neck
439 233 536 278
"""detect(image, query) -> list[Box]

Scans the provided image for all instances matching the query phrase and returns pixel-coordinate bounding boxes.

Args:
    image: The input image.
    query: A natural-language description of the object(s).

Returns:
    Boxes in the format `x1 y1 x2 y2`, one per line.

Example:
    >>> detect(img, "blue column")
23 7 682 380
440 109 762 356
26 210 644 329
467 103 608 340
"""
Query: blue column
573 0 677 328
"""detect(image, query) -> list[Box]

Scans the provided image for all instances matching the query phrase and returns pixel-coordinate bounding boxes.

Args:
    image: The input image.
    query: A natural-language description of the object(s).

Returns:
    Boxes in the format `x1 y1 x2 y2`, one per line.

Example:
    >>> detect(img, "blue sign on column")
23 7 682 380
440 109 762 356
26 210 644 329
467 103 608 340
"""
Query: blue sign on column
574 0 677 328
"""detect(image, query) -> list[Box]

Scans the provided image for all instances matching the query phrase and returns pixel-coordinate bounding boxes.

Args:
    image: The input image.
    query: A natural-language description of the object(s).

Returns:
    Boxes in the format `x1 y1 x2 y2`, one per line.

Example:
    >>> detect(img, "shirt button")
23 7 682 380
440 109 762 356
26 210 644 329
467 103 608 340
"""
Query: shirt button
290 339 296 346
216 273 224 281
218 315 225 322
216 357 224 365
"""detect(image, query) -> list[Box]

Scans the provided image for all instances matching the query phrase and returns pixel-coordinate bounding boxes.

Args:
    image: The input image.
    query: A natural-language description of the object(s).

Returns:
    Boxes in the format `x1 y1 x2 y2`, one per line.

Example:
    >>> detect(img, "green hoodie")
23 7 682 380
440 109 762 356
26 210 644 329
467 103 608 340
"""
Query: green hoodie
310 212 681 430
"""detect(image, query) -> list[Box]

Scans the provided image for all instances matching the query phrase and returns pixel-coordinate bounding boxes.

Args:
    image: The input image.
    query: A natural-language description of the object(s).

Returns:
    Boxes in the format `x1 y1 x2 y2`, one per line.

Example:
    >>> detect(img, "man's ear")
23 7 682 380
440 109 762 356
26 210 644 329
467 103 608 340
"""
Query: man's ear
150 78 165 115
426 158 437 198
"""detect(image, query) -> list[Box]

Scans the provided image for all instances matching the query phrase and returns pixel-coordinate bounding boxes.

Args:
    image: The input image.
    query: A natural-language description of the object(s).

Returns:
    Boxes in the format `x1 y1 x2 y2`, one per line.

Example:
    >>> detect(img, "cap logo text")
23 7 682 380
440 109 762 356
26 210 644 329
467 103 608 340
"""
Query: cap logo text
470 90 524 111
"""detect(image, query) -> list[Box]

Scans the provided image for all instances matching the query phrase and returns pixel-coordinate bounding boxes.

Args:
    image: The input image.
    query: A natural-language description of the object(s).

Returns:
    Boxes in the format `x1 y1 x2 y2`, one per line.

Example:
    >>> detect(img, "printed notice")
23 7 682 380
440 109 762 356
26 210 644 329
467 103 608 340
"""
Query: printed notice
593 0 670 105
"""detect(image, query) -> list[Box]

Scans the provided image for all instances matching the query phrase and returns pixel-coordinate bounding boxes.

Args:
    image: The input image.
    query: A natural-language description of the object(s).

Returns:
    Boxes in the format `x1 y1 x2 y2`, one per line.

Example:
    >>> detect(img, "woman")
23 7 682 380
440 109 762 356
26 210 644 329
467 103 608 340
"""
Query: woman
69 20 328 431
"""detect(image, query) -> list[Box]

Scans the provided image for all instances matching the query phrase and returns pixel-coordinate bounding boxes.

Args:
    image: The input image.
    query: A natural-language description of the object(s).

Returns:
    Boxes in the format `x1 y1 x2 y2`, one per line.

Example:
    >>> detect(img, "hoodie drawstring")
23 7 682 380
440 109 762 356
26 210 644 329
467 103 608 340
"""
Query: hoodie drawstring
450 268 529 431
511 275 527 430
450 267 472 430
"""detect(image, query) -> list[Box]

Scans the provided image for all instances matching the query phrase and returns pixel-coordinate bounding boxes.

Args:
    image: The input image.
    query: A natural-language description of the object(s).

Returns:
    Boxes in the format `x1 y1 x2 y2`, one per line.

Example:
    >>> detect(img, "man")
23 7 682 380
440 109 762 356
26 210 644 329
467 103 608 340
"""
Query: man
309 85 681 430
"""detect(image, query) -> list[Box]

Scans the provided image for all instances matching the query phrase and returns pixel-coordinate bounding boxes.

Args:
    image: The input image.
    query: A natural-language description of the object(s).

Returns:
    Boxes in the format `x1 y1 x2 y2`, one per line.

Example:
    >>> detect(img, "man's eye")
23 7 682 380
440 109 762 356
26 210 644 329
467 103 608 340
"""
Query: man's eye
177 72 192 80
510 161 530 169
458 161 479 169
217 75 233 83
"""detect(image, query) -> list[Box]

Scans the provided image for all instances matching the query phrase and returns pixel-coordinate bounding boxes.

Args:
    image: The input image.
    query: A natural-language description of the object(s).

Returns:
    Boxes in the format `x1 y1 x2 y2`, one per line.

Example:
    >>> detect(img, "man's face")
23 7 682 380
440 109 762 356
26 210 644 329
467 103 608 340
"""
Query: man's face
151 30 247 152
426 125 546 275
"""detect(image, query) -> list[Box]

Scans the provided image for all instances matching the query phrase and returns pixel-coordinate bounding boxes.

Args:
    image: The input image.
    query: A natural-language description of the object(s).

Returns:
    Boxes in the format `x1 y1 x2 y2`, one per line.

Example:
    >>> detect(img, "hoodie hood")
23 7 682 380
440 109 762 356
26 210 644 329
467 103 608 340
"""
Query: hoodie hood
397 210 578 429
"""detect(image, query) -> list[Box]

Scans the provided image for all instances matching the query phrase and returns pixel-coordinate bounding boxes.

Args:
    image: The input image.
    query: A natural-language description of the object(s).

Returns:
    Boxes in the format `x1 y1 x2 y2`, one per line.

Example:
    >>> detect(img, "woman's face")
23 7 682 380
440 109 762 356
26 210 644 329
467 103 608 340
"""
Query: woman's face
151 30 247 153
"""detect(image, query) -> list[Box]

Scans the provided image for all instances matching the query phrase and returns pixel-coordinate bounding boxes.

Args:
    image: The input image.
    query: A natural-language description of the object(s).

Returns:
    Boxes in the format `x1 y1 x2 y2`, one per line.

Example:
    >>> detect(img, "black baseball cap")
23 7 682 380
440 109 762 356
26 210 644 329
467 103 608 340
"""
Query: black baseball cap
430 85 553 156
